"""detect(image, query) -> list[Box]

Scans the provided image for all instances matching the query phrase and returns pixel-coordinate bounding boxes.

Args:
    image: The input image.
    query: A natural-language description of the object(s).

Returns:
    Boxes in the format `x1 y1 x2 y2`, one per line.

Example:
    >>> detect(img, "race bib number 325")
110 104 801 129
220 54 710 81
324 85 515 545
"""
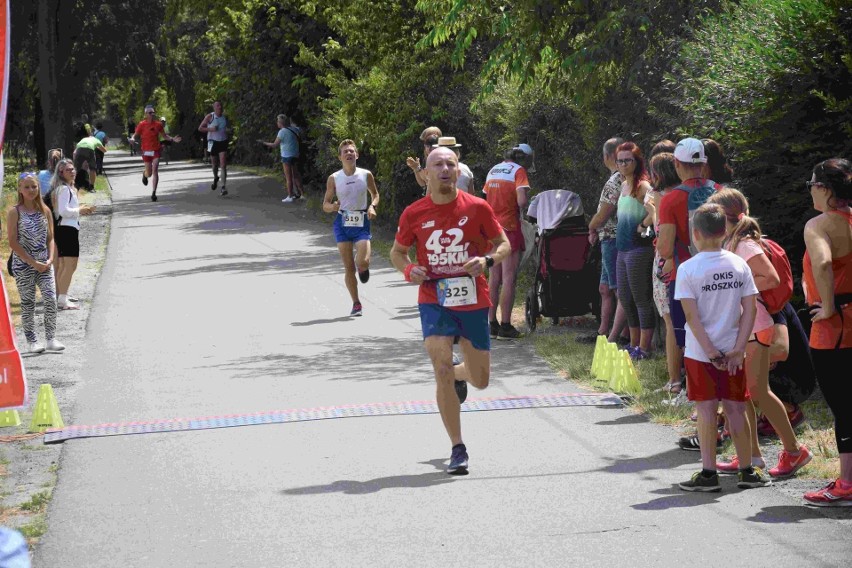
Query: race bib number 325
436 277 477 307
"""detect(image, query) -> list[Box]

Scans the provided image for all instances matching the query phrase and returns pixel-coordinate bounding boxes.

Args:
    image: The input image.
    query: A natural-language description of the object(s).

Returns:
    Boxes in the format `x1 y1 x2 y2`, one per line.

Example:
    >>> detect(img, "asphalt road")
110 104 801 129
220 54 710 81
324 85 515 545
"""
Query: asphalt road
35 153 851 567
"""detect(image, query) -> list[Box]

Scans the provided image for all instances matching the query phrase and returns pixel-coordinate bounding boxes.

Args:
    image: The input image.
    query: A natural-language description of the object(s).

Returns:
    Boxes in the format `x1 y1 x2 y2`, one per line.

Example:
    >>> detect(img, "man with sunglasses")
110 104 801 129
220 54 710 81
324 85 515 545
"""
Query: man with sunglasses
131 104 182 202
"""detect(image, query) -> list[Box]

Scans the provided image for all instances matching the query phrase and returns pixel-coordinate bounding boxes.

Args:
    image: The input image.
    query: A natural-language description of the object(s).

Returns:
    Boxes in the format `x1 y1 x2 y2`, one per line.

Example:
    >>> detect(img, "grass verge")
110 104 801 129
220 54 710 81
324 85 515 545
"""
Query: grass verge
533 326 840 480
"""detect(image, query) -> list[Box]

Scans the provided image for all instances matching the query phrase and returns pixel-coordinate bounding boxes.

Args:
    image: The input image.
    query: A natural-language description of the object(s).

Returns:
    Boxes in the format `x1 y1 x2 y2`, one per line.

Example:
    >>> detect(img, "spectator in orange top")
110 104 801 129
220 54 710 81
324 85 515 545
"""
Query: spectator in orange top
483 143 534 339
801 158 852 507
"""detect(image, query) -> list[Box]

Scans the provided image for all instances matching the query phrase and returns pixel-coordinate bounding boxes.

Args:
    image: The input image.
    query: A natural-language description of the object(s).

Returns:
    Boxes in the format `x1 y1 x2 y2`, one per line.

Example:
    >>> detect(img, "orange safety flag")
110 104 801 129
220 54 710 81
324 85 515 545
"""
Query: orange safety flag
0 0 28 410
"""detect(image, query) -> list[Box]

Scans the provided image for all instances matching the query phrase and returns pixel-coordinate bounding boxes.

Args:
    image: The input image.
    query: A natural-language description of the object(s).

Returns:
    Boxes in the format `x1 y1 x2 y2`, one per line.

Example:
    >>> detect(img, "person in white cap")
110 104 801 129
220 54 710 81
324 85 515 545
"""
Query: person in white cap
131 104 182 201
431 137 475 193
657 137 723 408
482 143 534 339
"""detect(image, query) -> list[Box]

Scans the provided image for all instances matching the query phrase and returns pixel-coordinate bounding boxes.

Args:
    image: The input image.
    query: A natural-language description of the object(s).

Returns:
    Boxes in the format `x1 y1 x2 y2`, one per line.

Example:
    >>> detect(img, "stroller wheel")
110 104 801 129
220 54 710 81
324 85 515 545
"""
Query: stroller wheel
525 289 539 333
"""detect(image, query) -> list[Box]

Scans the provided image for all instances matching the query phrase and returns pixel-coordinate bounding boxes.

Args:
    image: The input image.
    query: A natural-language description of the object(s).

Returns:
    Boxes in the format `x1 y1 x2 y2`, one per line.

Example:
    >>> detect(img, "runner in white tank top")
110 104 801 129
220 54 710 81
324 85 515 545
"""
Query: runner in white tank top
322 139 380 316
332 168 371 211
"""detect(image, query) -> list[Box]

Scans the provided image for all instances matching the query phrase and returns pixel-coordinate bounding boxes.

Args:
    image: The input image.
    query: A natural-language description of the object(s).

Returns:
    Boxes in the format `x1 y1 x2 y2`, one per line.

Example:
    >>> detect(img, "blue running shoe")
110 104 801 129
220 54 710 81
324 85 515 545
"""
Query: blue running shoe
448 443 469 475
350 302 362 317
630 347 651 362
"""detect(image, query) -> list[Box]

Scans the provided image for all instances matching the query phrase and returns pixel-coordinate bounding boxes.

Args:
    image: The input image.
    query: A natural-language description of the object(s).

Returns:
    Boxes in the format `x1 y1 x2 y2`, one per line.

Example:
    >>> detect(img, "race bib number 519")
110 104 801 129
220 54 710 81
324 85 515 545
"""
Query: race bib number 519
342 210 365 227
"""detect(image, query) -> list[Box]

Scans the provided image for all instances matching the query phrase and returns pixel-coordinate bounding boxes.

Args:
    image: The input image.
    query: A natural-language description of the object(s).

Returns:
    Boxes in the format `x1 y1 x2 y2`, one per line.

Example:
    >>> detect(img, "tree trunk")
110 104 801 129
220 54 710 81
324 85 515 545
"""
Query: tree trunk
36 0 78 157
36 1 62 154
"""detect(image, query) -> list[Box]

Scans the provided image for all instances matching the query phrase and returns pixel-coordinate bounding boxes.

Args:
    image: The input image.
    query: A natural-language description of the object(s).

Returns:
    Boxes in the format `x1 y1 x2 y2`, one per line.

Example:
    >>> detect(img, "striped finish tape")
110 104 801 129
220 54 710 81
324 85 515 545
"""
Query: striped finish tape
43 392 622 444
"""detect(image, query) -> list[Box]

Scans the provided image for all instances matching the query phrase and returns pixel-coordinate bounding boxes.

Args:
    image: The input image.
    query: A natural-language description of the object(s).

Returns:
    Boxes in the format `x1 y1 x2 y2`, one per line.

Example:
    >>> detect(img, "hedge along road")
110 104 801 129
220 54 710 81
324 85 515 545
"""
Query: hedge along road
35 152 850 567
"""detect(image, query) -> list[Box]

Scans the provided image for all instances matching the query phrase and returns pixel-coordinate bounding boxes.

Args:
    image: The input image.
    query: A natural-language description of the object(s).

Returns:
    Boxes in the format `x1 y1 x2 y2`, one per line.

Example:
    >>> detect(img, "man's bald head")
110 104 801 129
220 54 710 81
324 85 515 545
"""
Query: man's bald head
426 146 457 167
425 147 459 197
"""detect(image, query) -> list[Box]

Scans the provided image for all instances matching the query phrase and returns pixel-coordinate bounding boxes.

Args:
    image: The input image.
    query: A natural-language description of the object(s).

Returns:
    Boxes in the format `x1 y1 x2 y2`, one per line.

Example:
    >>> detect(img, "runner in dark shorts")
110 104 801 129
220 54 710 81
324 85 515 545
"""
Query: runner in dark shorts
198 101 230 196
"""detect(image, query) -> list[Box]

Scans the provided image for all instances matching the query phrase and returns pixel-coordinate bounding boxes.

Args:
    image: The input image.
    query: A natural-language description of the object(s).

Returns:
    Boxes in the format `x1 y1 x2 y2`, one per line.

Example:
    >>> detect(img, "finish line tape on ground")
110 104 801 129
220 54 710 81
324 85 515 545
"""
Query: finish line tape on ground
42 392 622 444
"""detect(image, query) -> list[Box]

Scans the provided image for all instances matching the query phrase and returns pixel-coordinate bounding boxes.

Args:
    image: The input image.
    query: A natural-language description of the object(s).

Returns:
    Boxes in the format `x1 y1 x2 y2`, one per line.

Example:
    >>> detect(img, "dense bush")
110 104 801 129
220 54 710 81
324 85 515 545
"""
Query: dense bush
657 0 852 274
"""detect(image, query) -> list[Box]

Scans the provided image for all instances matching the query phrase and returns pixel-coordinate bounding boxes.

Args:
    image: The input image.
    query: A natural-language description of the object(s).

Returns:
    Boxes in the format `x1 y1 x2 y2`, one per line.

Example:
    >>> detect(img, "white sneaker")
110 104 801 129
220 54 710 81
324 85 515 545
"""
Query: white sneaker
661 389 692 407
57 300 80 310
28 342 45 354
45 339 66 352
282 196 295 203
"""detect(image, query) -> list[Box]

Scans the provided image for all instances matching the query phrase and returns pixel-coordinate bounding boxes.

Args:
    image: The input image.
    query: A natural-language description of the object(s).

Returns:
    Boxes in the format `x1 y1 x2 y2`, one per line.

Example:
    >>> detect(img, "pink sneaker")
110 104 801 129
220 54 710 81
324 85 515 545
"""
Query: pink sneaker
716 455 740 475
803 480 852 507
769 445 813 478
717 455 766 474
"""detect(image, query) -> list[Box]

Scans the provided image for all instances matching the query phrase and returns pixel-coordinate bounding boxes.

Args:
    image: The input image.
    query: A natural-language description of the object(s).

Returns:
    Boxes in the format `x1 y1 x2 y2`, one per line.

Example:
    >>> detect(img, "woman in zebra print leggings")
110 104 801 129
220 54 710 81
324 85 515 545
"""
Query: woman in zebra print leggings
6 173 64 353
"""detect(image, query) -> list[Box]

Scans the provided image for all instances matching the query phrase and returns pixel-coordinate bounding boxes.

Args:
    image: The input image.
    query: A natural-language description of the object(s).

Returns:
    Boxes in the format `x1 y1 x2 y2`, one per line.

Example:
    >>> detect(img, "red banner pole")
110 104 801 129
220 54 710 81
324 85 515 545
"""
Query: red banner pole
0 0 29 410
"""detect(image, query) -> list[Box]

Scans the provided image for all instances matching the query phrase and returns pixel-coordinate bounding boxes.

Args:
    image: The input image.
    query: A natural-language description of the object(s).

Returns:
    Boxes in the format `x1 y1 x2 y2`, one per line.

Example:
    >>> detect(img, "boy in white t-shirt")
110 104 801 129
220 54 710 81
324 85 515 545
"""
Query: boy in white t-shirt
674 204 772 491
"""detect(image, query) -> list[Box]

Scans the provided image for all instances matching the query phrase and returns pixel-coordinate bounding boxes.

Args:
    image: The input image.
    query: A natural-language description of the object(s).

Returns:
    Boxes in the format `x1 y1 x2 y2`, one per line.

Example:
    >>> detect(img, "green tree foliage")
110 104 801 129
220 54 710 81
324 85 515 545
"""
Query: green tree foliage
657 0 852 273
161 1 333 166
18 1 166 161
295 0 485 219
415 0 725 104
10 0 850 280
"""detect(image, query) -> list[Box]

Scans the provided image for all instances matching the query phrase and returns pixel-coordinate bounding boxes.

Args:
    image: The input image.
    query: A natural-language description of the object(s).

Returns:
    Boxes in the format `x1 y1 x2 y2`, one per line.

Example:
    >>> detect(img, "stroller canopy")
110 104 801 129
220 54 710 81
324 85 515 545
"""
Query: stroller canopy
526 189 585 234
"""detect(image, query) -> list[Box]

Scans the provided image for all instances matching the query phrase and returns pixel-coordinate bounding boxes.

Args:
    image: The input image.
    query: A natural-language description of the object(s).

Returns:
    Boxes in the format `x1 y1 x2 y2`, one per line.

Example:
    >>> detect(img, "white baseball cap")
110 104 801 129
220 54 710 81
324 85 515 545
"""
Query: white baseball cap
513 143 536 173
674 138 707 164
514 143 534 156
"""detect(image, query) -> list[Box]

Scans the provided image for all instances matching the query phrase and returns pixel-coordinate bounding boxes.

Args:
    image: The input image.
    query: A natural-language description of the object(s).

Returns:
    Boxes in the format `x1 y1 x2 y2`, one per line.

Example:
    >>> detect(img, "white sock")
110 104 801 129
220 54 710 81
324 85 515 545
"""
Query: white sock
58 294 67 304
752 457 766 468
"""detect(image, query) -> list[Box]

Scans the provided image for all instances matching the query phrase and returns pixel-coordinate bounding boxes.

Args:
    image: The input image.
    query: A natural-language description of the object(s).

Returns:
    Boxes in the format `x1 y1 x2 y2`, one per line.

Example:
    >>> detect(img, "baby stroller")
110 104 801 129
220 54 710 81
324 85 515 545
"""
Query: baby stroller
524 189 600 332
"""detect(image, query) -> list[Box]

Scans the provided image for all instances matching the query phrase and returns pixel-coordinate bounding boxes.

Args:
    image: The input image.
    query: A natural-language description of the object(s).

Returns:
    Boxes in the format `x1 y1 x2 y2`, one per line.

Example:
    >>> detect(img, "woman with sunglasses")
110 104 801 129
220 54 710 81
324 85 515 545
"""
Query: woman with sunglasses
7 173 63 353
406 126 441 194
50 159 96 310
614 141 656 360
801 158 852 507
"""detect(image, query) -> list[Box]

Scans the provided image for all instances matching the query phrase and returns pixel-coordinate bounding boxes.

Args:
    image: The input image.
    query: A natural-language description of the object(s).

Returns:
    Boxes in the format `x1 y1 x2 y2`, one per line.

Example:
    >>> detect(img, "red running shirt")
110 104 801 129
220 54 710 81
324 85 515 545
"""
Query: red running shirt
396 191 503 310
483 161 529 231
134 120 165 153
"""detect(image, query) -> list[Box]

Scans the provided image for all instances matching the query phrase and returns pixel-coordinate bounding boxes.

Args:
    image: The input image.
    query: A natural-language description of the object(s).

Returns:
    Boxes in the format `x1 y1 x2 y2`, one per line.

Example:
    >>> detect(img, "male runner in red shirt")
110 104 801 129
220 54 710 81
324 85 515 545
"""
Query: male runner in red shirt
132 104 182 201
391 147 511 474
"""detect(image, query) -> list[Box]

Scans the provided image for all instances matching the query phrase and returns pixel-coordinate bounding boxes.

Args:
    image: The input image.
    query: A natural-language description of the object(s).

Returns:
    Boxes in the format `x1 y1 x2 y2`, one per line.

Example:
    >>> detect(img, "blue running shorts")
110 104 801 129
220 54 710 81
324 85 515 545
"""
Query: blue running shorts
333 213 372 243
418 304 491 351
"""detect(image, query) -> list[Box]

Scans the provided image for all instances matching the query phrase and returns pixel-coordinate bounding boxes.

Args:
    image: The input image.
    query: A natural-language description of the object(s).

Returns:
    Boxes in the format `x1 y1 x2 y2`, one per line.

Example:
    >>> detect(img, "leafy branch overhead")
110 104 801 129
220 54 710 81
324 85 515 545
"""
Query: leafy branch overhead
414 0 726 102
8 0 851 281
